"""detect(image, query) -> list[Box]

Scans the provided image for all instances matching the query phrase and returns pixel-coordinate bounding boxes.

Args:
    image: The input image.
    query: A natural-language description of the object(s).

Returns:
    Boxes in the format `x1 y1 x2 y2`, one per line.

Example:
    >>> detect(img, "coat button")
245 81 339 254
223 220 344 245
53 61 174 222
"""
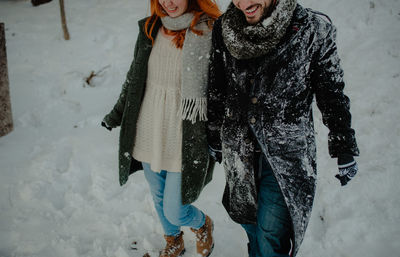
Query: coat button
250 79 255 84
244 138 251 144
249 117 256 124
251 97 258 104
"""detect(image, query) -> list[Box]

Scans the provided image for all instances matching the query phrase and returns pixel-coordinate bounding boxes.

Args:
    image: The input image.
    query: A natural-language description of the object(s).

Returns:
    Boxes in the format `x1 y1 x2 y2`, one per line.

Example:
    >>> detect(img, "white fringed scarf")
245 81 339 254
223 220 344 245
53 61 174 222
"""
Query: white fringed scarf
161 13 211 123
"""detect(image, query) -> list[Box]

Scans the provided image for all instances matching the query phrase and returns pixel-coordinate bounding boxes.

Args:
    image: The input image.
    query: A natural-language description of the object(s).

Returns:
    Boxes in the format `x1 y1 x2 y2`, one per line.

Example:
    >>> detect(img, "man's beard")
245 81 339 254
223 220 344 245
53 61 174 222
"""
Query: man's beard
260 4 275 22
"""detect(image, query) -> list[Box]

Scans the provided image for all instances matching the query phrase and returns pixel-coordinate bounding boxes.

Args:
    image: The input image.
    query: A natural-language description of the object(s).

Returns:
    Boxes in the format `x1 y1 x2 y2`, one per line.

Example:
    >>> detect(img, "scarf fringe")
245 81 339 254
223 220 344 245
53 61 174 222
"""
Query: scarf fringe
162 14 211 124
179 98 208 124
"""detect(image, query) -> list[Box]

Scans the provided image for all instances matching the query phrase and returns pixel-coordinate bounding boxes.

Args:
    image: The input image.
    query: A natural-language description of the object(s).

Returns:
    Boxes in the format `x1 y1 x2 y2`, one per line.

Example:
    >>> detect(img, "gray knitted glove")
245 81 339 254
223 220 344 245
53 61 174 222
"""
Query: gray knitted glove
335 155 358 186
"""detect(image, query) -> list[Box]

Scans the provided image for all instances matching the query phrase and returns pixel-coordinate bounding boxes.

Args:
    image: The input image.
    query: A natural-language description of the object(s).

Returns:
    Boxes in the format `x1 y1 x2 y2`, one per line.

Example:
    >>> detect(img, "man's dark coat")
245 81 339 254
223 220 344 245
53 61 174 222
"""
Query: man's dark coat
207 5 359 256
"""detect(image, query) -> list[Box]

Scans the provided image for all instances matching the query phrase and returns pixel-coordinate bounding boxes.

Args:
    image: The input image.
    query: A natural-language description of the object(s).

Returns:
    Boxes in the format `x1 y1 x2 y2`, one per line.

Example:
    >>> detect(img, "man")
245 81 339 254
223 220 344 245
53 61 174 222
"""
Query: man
207 0 359 256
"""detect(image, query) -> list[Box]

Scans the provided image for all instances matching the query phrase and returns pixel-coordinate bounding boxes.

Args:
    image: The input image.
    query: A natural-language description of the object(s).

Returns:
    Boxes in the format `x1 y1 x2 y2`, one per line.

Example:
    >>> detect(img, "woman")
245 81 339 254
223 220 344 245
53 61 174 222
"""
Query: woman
102 0 221 256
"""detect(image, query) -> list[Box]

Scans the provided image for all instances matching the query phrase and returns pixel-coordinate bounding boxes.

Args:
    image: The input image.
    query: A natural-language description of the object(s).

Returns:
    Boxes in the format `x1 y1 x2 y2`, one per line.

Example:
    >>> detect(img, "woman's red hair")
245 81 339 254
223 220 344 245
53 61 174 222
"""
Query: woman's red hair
145 0 221 48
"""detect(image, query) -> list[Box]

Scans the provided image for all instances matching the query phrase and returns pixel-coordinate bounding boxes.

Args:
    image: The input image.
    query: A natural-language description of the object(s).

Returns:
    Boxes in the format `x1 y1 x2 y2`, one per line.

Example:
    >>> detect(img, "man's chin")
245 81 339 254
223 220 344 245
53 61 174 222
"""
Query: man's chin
245 16 262 25
243 7 270 25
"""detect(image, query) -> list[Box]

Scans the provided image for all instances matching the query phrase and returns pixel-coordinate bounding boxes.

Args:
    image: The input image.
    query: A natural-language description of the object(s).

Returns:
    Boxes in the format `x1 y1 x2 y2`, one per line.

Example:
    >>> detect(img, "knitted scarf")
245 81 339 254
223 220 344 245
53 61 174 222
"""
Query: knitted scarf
222 0 297 60
161 13 211 123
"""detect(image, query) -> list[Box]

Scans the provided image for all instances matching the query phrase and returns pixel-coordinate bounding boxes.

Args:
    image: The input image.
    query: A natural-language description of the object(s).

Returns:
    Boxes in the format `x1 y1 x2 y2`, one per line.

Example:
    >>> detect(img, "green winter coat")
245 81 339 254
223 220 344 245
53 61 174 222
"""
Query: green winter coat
103 17 214 204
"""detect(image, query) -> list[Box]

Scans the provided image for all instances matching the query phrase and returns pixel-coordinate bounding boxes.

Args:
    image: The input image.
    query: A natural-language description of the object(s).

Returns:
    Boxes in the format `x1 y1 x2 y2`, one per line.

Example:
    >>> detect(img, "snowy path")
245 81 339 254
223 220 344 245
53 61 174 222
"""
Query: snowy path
0 0 399 256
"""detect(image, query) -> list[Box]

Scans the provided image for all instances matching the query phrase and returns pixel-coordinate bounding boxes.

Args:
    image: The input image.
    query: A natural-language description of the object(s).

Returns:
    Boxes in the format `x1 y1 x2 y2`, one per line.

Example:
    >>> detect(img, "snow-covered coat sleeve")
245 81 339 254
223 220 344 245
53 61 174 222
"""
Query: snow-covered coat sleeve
103 31 142 128
311 24 359 158
207 20 226 154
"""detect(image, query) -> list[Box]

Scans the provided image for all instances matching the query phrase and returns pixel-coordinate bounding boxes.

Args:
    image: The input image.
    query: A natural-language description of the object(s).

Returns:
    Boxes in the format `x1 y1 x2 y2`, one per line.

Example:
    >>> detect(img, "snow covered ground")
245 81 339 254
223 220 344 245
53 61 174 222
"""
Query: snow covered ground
0 0 399 256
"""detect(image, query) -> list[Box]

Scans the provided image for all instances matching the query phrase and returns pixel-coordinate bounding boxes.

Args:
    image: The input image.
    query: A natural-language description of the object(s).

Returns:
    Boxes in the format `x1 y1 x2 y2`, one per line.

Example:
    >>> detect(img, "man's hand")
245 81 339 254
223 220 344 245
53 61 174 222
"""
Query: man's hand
335 155 358 186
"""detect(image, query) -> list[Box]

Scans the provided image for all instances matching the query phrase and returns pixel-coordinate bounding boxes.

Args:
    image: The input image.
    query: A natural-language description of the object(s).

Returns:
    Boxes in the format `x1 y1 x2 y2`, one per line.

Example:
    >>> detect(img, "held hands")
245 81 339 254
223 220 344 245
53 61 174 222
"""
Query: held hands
335 154 358 186
208 145 222 163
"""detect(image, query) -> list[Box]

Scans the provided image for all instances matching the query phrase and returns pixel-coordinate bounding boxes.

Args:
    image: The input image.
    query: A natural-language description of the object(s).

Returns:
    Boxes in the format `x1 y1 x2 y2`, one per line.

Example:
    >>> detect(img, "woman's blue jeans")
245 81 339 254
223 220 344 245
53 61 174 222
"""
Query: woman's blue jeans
241 154 292 257
142 162 206 236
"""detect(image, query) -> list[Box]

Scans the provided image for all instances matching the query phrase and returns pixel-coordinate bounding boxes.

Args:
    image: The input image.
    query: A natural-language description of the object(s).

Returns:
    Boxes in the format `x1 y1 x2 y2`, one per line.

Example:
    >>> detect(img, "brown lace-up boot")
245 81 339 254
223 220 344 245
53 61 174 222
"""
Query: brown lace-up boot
159 231 185 257
190 215 214 257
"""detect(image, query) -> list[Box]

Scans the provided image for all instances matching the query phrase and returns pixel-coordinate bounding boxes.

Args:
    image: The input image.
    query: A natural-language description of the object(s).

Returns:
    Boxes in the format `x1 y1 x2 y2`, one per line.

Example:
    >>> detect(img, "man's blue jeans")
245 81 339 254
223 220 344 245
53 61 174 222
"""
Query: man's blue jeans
142 162 206 236
241 154 292 257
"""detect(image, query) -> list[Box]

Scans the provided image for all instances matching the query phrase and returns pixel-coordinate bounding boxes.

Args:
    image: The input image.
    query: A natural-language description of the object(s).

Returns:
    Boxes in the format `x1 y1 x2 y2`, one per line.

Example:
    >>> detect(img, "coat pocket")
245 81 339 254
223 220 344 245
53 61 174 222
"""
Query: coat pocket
267 134 307 156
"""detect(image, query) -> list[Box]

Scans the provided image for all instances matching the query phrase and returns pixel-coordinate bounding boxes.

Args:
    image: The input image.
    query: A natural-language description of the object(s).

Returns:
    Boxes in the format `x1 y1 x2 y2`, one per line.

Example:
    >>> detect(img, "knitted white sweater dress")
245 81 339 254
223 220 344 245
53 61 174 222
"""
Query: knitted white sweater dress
132 31 183 173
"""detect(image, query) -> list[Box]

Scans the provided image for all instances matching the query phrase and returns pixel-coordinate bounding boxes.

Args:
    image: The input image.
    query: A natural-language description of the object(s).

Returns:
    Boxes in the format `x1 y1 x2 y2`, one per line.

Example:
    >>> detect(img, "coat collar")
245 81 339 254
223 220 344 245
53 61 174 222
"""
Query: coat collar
293 4 308 22
138 16 163 45
289 4 309 31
